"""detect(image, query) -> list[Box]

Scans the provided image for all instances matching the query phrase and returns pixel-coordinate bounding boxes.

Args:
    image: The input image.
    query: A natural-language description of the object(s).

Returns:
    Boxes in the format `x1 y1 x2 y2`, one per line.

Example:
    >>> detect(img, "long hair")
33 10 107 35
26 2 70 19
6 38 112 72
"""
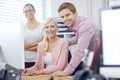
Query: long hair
43 17 58 53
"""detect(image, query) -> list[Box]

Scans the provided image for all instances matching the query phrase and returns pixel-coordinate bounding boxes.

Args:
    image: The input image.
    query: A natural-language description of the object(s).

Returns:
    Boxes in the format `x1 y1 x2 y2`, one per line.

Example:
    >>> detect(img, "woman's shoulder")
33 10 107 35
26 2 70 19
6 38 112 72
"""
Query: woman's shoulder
38 41 44 46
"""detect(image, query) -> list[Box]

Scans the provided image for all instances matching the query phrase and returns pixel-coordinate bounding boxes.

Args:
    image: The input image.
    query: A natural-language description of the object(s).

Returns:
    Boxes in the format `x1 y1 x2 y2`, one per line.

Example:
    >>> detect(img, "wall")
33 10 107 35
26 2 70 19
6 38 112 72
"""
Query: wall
51 0 88 18
51 0 109 28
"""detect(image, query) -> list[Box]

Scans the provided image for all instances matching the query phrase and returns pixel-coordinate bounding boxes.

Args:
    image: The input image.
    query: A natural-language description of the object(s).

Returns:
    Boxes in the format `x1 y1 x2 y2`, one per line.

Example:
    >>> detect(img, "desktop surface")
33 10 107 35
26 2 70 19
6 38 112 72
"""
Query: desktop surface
21 75 73 80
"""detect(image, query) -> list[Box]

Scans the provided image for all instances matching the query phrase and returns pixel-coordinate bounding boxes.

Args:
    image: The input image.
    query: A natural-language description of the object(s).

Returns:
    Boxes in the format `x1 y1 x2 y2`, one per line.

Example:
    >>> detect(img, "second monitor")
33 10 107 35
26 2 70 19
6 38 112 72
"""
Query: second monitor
0 22 24 69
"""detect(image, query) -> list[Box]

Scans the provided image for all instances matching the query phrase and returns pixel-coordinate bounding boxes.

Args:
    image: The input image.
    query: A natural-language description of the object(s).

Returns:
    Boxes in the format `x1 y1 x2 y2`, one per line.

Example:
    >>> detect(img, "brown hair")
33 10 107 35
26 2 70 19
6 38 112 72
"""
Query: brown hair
58 2 76 13
23 3 35 12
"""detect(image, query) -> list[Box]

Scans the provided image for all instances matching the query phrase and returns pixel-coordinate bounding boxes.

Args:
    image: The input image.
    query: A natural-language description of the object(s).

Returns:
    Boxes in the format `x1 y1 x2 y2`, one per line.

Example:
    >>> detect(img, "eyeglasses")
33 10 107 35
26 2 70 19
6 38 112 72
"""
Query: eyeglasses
23 9 34 14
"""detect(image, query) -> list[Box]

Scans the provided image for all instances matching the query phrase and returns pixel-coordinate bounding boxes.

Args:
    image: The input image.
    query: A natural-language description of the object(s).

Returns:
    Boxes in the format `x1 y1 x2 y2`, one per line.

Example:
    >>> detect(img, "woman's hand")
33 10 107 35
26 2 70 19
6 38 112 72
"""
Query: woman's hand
32 70 45 75
52 71 66 77
24 68 35 73
24 68 29 73
22 68 36 76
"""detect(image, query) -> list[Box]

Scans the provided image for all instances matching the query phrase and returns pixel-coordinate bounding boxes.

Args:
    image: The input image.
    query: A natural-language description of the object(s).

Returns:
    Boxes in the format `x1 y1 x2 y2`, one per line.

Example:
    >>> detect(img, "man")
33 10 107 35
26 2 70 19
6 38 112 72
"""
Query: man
53 2 97 76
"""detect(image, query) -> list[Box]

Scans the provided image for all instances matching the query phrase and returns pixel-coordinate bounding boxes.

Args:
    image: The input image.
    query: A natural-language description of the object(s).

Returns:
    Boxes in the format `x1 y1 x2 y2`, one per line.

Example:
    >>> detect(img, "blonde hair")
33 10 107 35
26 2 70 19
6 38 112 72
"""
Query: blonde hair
43 17 58 53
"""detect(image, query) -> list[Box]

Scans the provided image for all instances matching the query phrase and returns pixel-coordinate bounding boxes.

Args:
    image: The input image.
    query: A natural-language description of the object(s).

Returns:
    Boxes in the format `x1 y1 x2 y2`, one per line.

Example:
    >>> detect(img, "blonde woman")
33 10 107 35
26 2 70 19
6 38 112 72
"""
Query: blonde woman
24 17 69 75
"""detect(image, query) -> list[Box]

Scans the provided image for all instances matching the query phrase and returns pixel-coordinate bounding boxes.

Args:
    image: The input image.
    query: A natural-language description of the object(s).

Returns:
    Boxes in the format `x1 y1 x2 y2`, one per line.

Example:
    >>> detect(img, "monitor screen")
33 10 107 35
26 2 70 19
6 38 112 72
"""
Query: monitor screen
101 7 120 65
0 22 24 69
100 6 120 78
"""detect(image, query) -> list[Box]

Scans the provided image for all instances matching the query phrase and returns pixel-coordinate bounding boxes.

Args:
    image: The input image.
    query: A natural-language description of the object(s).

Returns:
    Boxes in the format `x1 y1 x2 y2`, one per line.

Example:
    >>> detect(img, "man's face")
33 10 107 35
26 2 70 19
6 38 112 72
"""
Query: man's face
59 8 77 28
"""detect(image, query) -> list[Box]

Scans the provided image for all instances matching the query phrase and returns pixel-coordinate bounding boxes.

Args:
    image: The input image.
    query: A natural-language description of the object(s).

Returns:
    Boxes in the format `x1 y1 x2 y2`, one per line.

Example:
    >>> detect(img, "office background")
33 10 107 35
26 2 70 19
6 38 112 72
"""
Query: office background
0 0 120 79
0 0 120 28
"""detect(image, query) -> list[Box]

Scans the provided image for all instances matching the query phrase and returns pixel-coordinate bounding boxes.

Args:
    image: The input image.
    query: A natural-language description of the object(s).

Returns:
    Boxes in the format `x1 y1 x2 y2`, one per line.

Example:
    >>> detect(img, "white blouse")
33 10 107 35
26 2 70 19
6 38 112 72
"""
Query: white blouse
24 24 43 62
44 52 52 68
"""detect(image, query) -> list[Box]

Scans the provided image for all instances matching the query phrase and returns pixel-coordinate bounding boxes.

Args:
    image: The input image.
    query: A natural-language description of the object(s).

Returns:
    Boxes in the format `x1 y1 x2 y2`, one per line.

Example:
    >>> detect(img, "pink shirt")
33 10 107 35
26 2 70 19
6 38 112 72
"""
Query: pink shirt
28 38 69 74
63 17 97 75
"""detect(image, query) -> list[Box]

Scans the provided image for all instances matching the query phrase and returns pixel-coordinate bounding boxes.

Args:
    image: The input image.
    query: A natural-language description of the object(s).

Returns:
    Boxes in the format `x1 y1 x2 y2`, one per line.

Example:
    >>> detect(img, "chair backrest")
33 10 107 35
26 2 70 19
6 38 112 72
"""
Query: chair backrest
90 37 100 72
90 30 102 73
83 30 101 73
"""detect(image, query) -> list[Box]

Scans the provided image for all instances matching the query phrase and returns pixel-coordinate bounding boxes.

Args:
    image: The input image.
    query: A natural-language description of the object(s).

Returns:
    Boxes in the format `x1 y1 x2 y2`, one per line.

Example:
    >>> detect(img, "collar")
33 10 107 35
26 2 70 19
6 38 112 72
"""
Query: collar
71 17 81 32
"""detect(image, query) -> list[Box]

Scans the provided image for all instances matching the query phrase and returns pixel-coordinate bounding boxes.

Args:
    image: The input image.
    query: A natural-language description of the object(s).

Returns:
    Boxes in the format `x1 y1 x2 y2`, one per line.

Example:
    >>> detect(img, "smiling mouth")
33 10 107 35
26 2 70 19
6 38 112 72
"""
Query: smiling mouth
66 23 70 26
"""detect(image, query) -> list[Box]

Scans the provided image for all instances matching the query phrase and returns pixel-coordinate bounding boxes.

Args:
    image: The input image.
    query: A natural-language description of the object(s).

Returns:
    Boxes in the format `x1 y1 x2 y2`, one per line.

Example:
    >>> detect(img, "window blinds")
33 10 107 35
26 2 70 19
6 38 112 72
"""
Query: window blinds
0 0 51 23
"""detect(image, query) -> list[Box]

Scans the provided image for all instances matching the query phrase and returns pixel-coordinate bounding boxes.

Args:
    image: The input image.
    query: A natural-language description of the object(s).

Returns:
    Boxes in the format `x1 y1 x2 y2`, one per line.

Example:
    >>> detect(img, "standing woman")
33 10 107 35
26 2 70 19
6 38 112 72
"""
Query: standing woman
23 3 43 68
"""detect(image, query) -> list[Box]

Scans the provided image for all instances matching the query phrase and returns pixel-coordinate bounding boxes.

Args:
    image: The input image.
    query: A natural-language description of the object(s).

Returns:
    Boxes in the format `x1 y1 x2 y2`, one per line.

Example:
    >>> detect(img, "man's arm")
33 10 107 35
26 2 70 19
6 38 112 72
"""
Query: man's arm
63 25 96 75
68 33 77 45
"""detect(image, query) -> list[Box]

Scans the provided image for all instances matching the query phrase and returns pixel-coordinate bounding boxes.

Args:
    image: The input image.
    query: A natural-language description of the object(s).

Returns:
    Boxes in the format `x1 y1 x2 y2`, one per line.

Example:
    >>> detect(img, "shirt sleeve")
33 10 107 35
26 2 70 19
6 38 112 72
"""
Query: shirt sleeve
63 23 96 75
26 42 44 71
68 33 77 45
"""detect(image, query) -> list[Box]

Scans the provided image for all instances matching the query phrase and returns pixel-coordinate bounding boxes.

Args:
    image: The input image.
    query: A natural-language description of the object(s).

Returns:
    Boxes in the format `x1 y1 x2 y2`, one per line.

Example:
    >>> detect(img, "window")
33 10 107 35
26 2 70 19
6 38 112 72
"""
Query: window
0 0 51 23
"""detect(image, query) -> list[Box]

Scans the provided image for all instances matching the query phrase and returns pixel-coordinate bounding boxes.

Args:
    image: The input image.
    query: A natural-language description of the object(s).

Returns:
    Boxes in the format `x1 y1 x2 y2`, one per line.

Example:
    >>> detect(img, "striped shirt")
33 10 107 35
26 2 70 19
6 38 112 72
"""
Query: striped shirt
63 16 97 75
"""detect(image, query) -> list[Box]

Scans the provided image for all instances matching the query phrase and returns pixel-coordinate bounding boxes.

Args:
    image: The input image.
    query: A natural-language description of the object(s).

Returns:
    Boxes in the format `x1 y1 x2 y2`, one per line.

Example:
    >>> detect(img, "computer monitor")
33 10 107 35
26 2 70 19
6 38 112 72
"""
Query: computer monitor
0 22 24 69
99 6 120 78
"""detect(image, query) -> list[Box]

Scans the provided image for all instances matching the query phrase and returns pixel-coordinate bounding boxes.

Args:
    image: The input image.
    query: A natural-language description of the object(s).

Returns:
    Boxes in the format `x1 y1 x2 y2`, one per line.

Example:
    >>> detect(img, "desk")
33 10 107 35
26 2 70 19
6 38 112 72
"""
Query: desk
21 75 73 80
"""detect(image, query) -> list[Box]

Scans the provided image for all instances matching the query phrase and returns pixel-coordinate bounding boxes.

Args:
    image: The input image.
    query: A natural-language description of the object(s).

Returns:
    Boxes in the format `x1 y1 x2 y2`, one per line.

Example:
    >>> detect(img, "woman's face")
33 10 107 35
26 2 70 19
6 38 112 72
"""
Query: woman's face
23 6 35 20
59 8 77 28
44 20 57 39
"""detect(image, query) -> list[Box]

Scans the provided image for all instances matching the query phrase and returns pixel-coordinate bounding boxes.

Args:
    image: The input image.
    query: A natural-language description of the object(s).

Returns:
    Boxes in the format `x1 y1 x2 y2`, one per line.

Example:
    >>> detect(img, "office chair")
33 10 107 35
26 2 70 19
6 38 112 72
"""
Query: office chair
82 33 100 73
89 36 100 73
88 30 101 73
90 30 102 73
